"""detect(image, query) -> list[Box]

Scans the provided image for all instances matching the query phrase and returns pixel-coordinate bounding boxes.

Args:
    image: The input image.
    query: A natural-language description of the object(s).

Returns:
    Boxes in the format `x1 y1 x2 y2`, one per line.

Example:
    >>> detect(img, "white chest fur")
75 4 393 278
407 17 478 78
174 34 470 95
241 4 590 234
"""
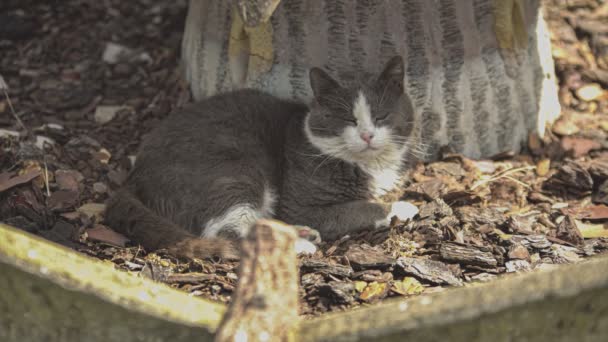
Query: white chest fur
362 162 403 198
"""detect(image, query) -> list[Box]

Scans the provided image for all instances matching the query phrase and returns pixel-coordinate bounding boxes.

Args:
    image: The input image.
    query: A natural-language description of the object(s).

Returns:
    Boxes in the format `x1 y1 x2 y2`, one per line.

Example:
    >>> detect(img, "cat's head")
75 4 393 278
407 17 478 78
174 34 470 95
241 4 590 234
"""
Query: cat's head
305 56 417 168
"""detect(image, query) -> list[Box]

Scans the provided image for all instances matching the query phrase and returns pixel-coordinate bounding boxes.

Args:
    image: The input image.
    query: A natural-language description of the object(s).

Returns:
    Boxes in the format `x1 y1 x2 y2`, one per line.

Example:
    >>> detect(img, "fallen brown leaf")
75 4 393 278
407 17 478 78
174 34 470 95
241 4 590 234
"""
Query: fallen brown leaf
562 205 608 220
0 169 42 193
561 136 602 158
85 224 129 247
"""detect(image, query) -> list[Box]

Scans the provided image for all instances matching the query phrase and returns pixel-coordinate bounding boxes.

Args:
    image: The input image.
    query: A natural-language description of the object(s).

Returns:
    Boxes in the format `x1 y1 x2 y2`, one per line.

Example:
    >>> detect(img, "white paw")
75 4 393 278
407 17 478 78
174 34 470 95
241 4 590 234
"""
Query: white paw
375 201 419 228
294 238 317 255
390 201 419 220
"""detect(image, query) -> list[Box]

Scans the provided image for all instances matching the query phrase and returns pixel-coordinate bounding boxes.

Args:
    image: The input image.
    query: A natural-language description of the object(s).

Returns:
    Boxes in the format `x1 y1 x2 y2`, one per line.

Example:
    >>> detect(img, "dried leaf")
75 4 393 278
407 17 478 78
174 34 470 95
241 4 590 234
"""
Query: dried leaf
77 203 106 220
392 277 424 296
354 281 367 293
576 220 608 238
85 224 129 247
0 169 42 193
359 281 388 302
536 159 551 177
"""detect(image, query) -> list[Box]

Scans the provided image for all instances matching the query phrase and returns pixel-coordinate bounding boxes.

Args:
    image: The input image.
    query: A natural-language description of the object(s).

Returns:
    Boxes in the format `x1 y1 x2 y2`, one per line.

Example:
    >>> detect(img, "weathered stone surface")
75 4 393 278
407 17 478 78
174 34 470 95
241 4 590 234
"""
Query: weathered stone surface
4 222 608 342
0 223 222 342
298 255 608 341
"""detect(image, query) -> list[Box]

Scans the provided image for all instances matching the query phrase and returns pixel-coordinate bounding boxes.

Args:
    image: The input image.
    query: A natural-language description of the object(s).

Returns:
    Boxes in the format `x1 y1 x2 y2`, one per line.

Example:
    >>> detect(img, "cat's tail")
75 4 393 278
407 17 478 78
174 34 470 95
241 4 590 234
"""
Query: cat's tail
104 189 240 260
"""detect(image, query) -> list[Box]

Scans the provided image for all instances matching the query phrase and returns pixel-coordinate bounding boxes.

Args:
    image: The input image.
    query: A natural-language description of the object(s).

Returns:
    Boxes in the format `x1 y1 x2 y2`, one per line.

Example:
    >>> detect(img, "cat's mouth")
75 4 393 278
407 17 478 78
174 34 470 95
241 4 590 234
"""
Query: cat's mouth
356 145 381 153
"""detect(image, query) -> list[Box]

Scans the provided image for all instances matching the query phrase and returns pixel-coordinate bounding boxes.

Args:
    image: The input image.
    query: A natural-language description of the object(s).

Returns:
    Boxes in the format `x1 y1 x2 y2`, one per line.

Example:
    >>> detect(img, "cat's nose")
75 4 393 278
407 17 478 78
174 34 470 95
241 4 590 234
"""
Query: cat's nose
360 132 374 144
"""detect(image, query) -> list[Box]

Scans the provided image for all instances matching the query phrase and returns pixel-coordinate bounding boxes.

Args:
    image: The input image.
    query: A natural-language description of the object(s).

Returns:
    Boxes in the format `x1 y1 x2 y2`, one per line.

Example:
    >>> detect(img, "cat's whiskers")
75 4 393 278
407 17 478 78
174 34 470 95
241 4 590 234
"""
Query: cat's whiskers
311 153 338 178
393 136 428 159
377 82 389 108
295 150 327 158
308 126 334 133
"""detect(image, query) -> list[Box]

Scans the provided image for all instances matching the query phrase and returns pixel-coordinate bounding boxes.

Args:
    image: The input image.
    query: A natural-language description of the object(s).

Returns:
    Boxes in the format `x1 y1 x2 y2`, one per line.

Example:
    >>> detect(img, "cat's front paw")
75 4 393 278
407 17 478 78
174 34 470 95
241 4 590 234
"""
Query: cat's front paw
293 225 322 244
295 238 317 255
375 201 419 228
292 225 321 255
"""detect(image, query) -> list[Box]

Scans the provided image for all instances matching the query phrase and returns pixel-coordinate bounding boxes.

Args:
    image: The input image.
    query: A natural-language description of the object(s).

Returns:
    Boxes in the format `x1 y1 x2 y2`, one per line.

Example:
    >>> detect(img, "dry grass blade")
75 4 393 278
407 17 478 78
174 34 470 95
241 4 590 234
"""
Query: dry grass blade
0 74 28 133
471 165 536 190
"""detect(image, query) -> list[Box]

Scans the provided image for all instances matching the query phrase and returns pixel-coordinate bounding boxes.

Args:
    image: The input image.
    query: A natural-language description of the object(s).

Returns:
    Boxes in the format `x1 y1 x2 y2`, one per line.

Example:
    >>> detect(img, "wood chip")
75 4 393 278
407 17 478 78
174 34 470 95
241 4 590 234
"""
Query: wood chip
344 244 395 270
556 215 584 246
562 204 608 220
543 162 593 198
508 244 531 260
318 281 356 304
300 259 353 278
439 241 498 268
396 257 462 286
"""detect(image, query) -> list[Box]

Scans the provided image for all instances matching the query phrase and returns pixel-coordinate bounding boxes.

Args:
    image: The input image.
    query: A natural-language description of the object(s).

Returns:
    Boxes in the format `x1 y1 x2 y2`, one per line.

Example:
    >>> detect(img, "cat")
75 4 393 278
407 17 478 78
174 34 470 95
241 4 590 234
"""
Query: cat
104 56 421 260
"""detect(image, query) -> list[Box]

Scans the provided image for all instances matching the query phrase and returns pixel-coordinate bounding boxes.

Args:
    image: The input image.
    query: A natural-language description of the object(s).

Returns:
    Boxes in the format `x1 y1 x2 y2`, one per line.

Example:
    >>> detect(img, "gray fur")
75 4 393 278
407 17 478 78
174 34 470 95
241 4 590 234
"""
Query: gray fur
105 57 418 256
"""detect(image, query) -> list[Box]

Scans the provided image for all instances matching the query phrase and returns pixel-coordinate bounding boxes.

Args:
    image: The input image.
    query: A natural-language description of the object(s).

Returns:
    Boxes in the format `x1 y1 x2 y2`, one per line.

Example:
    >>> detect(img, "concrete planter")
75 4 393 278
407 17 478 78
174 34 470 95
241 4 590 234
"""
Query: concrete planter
1 223 607 341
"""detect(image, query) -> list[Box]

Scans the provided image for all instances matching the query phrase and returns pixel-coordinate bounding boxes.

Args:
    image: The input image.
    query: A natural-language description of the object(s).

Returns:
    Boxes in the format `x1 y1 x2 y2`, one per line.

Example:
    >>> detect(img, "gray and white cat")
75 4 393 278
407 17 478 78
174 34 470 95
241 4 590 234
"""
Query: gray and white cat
105 56 421 259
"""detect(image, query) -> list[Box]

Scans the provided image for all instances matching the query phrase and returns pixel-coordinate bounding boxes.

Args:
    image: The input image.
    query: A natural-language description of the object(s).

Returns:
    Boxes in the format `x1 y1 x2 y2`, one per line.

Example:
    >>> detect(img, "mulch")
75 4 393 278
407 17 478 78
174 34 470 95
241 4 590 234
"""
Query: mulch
1 0 607 318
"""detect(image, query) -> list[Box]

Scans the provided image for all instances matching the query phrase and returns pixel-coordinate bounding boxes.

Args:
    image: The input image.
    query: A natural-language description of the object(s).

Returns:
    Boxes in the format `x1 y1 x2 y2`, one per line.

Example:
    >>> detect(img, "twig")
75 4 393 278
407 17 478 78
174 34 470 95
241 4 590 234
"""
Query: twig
471 165 536 190
503 175 532 189
43 158 51 197
0 74 29 133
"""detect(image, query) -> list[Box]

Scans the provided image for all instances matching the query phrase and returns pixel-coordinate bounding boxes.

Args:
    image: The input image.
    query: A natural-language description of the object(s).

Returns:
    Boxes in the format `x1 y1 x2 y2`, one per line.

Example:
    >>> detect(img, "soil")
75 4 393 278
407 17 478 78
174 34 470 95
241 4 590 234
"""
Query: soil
1 0 608 318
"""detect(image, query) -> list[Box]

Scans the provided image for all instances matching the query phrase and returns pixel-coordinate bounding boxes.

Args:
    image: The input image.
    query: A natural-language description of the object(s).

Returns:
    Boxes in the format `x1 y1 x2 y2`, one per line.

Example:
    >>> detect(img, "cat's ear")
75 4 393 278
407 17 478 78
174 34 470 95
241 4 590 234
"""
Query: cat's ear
309 67 340 99
377 56 405 91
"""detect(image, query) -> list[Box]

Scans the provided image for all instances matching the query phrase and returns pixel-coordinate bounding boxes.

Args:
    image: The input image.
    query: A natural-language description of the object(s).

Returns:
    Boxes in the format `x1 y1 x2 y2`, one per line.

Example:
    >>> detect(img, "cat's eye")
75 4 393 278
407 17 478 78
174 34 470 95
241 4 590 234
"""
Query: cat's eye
375 113 390 123
334 117 356 124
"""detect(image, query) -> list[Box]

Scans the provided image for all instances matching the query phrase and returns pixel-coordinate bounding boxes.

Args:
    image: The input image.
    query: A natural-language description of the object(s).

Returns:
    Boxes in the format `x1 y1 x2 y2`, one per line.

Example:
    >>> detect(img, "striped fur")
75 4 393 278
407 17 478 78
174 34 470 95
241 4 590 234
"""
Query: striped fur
182 0 560 160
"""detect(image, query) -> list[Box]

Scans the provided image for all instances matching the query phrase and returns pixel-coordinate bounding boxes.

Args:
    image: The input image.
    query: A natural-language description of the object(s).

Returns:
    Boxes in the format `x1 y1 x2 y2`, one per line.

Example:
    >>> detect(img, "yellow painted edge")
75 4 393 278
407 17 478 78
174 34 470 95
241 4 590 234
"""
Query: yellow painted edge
0 223 225 331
